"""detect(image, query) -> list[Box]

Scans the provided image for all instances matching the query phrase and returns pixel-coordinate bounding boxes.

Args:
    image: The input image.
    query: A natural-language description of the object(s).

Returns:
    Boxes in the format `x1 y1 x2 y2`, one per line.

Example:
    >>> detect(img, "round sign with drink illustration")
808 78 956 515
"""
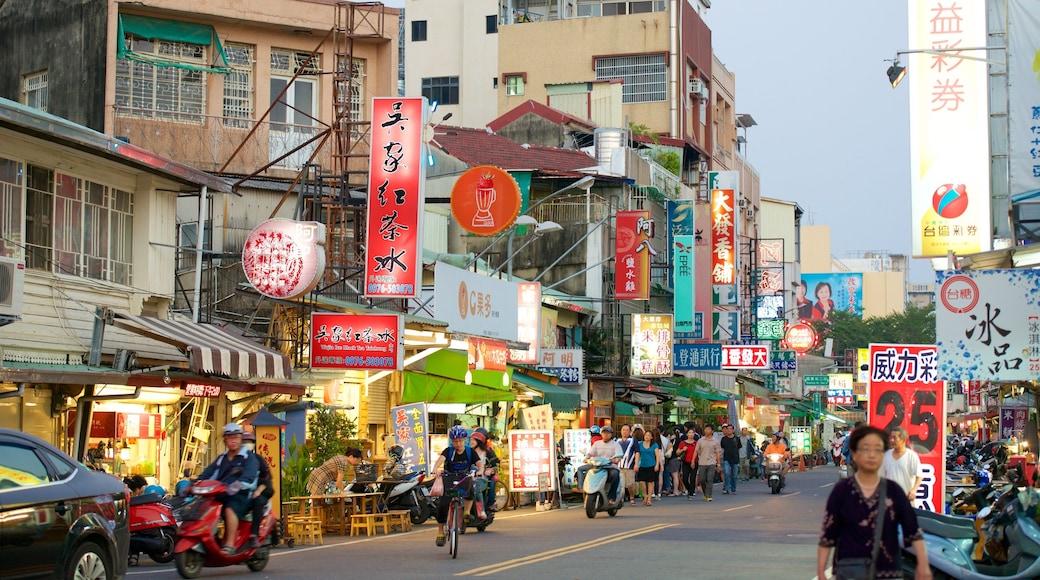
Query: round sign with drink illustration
450 165 522 236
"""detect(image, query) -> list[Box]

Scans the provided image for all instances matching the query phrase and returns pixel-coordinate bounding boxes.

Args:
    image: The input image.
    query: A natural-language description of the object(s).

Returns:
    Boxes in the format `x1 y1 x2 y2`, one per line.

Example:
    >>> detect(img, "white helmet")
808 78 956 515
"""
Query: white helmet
222 423 244 436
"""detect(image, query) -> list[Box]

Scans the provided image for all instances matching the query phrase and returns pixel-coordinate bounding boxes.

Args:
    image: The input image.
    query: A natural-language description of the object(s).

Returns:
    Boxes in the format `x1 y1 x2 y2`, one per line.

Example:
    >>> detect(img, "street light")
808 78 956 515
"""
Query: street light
499 216 563 280
884 47 1004 88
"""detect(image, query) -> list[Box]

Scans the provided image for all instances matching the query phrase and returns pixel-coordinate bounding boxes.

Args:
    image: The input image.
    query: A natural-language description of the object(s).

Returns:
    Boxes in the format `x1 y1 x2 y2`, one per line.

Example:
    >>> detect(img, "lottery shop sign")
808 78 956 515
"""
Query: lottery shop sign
365 97 426 298
868 343 944 512
709 171 739 290
720 344 770 370
310 313 403 371
508 430 557 492
391 403 429 475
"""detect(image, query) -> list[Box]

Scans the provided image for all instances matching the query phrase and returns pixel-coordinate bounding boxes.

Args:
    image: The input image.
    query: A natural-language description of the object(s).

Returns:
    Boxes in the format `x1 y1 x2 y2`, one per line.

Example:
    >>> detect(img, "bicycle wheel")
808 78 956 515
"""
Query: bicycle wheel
449 498 461 559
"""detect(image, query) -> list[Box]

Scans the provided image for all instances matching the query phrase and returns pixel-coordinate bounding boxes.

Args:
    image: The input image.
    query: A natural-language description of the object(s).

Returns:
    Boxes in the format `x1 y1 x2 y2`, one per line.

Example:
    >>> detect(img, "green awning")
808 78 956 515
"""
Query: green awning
512 373 580 412
117 14 232 74
615 401 642 416
401 371 515 404
692 388 728 402
423 350 511 390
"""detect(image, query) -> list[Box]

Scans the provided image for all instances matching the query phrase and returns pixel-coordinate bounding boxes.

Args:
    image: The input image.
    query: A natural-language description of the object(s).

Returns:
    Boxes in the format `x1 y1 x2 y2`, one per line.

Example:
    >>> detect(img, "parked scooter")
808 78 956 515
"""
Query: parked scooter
128 492 177 565
173 477 274 579
582 456 624 518
375 471 432 525
764 453 786 494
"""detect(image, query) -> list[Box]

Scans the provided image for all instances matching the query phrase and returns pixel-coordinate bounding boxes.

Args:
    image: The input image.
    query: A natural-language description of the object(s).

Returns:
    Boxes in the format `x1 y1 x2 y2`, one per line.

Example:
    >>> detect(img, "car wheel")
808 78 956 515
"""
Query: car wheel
65 541 110 580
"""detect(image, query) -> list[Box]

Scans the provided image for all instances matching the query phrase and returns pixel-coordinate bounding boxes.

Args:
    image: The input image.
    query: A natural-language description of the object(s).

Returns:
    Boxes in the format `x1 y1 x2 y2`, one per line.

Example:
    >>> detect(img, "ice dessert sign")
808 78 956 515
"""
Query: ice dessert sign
450 165 522 236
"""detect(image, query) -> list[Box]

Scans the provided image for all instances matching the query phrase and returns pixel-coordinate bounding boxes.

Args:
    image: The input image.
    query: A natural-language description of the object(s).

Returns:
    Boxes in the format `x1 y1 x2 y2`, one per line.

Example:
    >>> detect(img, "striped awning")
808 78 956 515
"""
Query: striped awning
113 313 292 380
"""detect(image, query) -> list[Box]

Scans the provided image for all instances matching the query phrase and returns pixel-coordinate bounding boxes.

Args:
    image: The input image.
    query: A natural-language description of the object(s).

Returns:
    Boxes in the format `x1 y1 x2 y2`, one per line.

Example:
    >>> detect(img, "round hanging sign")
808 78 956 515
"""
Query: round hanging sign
450 165 522 236
242 219 326 299
784 322 818 354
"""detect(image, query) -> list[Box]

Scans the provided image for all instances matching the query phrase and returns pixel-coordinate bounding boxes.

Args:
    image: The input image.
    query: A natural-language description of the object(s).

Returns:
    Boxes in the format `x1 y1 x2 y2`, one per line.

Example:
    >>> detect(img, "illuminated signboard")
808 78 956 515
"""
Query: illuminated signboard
614 210 653 300
242 219 326 300
630 314 673 377
310 313 403 371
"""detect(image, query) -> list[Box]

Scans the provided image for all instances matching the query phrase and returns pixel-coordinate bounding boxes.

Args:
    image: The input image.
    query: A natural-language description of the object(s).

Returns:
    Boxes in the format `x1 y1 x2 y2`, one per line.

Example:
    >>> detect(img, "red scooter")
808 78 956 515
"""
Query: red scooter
173 478 273 579
128 492 177 565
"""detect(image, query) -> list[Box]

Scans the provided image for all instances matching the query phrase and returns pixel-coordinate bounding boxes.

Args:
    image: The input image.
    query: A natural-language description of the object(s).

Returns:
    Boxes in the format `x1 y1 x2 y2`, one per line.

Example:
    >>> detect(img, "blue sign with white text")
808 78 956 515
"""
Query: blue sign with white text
674 343 723 371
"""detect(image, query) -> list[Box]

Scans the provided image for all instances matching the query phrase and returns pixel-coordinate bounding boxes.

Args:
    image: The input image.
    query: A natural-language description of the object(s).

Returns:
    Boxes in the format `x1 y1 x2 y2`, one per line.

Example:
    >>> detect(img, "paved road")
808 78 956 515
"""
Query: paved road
130 464 842 580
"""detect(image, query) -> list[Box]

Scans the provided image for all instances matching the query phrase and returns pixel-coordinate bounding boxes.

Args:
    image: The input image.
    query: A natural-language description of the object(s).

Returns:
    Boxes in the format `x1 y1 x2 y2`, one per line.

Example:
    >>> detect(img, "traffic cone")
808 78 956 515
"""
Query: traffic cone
798 455 806 472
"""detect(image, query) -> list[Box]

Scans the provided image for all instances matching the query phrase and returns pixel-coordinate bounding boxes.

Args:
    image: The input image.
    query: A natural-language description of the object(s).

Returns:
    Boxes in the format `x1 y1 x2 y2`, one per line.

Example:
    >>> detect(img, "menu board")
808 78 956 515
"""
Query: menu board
508 430 556 492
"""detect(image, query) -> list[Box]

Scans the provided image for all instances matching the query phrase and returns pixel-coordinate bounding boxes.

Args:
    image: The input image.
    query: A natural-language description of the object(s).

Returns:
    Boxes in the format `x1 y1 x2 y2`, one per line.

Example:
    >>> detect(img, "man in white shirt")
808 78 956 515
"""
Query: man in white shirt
881 427 923 500
585 425 623 505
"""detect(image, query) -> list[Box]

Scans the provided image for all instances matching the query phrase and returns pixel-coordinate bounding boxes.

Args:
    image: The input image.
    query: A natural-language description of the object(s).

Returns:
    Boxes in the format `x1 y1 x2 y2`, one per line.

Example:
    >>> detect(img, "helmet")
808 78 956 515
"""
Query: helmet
242 431 256 442
448 425 469 440
388 445 404 461
471 427 489 445
175 479 191 497
773 431 783 439
222 423 244 436
600 425 613 433
144 484 166 497
589 425 601 435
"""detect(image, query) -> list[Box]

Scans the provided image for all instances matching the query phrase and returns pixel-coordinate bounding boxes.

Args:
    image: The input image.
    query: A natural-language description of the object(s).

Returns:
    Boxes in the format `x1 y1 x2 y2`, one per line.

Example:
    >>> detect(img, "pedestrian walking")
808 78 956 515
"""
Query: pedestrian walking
881 427 924 501
635 429 662 505
817 425 931 580
719 423 741 494
738 427 753 481
665 427 683 495
654 427 669 498
694 425 722 501
831 431 845 466
677 428 698 500
616 424 637 505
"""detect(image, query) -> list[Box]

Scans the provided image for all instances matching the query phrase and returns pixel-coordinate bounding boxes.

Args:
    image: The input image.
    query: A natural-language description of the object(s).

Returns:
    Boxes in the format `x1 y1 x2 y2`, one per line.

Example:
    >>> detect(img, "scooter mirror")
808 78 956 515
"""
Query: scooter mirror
953 488 966 498
978 506 992 519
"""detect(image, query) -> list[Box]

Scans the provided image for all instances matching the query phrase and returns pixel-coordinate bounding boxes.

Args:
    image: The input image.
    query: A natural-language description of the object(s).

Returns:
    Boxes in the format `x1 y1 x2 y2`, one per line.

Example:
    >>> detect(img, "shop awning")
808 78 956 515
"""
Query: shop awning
615 401 643 416
692 388 728 402
512 373 580 411
820 411 848 425
117 14 232 73
113 313 292 380
401 371 515 404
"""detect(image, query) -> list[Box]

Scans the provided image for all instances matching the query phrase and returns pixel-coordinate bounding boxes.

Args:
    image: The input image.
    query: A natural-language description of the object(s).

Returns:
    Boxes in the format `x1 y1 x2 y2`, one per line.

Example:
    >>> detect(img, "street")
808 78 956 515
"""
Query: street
130 464 840 580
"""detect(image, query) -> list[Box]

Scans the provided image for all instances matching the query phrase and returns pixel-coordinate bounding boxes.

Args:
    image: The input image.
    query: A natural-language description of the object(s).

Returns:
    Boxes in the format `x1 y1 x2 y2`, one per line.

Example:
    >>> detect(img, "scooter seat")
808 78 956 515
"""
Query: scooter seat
130 492 165 506
916 510 978 540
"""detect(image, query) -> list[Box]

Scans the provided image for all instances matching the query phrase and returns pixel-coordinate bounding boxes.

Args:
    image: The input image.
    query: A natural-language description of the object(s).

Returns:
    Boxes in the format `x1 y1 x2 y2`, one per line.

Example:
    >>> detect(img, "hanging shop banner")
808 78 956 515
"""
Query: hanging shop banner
784 322 818 354
450 166 522 236
673 234 696 333
1006 1 1040 204
467 337 508 372
790 426 812 456
712 310 740 342
242 219 326 299
536 348 583 385
936 269 1040 382
561 429 591 486
998 407 1028 440
907 1 990 257
967 380 982 407
709 171 739 300
508 430 557 492
674 343 722 371
631 314 673 376
66 410 116 438
614 210 653 300
509 282 541 363
521 404 553 432
858 348 871 382
310 312 404 371
365 96 426 297
667 200 695 288
721 344 770 370
117 413 162 439
694 202 712 335
770 349 797 371
391 403 430 475
868 343 944 512
433 261 520 341
801 273 863 320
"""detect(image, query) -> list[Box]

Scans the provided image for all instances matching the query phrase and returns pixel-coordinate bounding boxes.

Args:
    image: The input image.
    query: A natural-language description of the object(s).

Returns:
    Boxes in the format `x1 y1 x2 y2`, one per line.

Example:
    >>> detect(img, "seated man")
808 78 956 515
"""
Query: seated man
764 432 792 481
586 425 623 505
197 423 259 554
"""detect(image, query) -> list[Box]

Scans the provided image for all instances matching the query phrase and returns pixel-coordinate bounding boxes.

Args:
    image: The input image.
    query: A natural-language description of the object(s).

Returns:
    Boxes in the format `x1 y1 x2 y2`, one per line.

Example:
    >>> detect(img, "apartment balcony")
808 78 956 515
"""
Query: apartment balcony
112 107 369 180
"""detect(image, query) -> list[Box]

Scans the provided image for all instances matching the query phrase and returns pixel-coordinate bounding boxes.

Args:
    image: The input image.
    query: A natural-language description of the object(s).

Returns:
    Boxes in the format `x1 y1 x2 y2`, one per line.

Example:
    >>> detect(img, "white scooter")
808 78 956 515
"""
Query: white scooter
765 453 786 494
375 471 432 524
582 456 624 519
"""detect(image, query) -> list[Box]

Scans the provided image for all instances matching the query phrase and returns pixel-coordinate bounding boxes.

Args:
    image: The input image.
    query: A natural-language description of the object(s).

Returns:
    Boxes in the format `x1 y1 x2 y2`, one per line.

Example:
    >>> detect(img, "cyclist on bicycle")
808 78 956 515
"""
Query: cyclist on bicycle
432 425 484 547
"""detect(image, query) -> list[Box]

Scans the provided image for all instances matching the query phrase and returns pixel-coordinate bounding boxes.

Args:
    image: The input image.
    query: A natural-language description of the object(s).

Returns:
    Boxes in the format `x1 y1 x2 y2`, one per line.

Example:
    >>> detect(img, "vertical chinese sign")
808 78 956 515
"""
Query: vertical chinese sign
999 407 1028 440
630 314 673 377
907 1 990 257
673 234 695 333
391 403 430 475
509 282 541 363
868 344 944 512
709 171 738 296
614 210 653 300
508 430 557 492
1008 1 1040 201
310 313 403 371
967 381 981 407
365 97 426 297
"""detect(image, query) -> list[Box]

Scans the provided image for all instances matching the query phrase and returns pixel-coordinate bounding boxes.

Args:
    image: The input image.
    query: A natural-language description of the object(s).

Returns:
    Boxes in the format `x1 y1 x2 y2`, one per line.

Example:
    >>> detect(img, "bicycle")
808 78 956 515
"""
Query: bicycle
441 472 473 559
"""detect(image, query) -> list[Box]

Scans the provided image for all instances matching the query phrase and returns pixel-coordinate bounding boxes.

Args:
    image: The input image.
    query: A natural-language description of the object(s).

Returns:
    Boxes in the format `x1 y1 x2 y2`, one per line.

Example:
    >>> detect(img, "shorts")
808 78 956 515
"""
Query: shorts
620 468 635 487
666 457 681 473
636 467 656 483
223 492 251 519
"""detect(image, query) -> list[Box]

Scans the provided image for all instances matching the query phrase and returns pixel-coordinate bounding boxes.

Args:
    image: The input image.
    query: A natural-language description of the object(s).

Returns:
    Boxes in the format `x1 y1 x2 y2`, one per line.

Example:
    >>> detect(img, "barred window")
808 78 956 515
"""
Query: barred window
0 158 24 260
223 43 255 128
22 70 48 112
271 48 321 76
115 37 207 123
595 53 666 104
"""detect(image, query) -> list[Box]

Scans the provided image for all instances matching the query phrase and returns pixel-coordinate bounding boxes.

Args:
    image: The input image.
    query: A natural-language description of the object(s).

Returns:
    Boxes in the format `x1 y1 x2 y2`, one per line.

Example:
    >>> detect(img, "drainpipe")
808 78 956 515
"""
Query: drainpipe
73 385 142 463
0 383 26 399
192 186 208 324
669 0 679 139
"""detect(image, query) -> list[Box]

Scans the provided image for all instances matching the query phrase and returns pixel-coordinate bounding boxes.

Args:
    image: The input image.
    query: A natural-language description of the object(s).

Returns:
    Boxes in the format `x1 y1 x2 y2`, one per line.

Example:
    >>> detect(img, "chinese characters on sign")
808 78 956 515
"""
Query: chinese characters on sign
709 171 739 299
508 430 556 492
1008 1 1040 197
614 210 654 300
467 337 508 371
869 343 944 512
521 404 553 431
672 234 696 332
432 262 520 340
391 403 429 475
999 407 1028 440
242 219 326 299
967 380 982 407
936 270 1040 381
310 313 403 370
536 348 583 385
365 97 426 297
673 343 722 371
184 383 221 398
630 314 673 377
720 344 770 370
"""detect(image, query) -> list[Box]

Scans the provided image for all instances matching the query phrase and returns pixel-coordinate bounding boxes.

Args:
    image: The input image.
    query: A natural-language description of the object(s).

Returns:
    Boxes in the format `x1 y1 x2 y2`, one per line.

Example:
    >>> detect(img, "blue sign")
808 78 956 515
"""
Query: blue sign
536 366 581 384
674 343 723 371
391 403 430 474
771 360 797 371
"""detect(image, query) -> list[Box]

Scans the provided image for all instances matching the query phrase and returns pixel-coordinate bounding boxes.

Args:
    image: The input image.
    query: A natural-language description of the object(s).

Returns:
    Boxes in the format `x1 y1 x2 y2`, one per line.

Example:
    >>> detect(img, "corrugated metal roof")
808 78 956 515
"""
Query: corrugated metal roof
431 126 597 172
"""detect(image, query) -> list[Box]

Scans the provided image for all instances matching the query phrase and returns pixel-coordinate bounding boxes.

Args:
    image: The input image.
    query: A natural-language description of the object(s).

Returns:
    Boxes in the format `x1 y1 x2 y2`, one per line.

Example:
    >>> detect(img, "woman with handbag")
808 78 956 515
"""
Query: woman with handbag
817 425 931 580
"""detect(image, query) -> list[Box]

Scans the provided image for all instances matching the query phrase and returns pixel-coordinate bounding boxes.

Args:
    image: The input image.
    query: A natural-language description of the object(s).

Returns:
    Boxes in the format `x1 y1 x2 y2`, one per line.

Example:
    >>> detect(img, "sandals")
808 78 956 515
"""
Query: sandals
221 545 235 555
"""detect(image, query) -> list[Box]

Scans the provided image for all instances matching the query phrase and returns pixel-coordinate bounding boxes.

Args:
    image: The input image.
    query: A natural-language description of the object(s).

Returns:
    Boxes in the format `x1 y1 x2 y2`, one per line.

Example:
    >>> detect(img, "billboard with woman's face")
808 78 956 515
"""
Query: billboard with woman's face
799 273 863 320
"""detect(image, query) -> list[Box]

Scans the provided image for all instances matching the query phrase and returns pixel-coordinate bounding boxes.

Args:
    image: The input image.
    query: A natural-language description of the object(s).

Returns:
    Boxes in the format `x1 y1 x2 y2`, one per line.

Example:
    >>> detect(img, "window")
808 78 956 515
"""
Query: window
421 76 459 106
223 43 255 128
22 70 48 112
0 158 23 260
595 53 666 103
486 15 498 34
40 448 76 481
335 57 365 127
177 221 211 270
411 20 427 42
0 444 51 488
505 74 525 96
114 36 207 123
23 164 134 284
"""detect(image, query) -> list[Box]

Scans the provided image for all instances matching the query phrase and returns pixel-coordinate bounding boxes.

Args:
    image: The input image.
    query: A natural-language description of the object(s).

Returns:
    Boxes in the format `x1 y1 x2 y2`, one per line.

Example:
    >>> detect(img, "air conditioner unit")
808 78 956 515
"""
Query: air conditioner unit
745 208 756 219
0 256 25 317
688 78 704 95
738 198 748 208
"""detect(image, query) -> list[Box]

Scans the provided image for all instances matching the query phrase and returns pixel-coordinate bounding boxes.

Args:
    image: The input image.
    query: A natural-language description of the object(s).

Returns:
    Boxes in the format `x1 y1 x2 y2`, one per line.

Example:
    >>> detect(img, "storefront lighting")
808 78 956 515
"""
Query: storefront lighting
885 47 1004 89
502 372 510 387
464 370 473 385
120 447 130 461
523 390 539 398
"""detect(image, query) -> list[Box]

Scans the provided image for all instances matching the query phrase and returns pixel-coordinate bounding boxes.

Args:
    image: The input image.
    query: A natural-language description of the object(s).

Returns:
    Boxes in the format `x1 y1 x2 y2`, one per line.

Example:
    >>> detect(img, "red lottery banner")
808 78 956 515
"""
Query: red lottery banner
868 343 944 512
310 313 403 370
711 188 736 285
508 430 557 492
614 210 653 300
967 380 981 407
365 97 426 298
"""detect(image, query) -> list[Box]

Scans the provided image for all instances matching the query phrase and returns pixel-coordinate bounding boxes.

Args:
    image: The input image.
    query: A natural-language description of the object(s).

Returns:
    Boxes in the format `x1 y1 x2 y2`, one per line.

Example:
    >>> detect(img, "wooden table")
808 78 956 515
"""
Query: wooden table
290 492 382 536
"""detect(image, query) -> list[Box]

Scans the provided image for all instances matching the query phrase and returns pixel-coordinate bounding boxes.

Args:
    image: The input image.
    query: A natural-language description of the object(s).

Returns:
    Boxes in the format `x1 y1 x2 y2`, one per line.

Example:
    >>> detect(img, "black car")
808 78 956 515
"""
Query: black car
0 428 129 579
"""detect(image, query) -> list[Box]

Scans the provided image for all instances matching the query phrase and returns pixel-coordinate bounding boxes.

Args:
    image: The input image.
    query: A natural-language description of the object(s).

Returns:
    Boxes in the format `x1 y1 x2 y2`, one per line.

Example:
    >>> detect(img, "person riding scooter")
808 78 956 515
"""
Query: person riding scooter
585 425 623 506
241 431 275 549
196 423 259 555
765 432 791 488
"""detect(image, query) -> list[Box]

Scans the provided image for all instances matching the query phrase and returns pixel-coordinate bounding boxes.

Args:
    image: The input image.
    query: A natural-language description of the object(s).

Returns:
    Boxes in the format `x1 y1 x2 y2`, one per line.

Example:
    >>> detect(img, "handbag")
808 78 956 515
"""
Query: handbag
429 474 445 497
834 478 887 580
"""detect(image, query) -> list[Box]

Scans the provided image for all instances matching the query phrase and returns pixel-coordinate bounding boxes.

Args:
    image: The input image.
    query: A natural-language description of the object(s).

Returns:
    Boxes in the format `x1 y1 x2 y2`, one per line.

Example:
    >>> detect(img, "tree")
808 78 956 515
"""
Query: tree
307 403 358 464
809 304 936 356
